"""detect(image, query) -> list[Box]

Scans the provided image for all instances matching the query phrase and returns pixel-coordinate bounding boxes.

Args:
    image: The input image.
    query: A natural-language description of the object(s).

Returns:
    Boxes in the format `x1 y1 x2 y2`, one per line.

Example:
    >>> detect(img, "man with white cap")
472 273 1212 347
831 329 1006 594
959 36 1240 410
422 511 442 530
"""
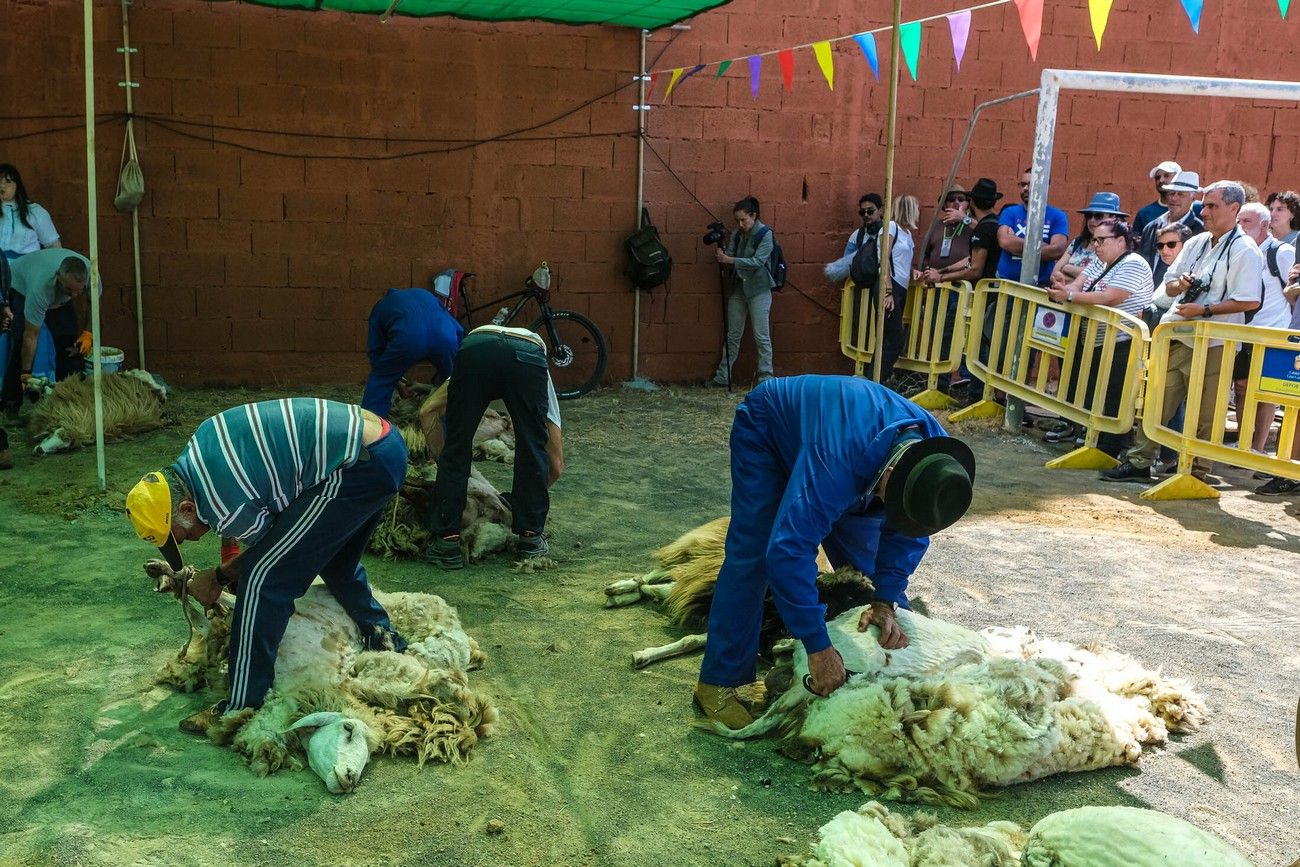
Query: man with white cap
125 398 410 734
692 375 976 730
1137 170 1205 280
1134 160 1181 234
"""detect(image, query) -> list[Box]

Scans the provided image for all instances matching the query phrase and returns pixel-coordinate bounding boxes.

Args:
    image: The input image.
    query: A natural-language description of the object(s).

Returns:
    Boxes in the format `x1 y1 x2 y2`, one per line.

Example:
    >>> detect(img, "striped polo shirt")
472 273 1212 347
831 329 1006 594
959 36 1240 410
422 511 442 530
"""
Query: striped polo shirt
171 398 365 544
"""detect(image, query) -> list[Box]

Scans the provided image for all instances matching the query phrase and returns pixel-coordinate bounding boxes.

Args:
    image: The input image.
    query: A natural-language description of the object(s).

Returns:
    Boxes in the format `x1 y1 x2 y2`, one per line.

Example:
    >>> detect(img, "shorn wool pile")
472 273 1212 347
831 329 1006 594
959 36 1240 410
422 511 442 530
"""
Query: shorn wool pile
779 801 1254 866
148 561 497 793
623 519 1207 808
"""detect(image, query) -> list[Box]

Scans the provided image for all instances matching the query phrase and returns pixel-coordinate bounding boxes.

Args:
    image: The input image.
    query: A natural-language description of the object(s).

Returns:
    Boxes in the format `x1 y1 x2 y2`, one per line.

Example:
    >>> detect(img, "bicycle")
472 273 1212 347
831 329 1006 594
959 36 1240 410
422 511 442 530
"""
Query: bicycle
446 263 608 400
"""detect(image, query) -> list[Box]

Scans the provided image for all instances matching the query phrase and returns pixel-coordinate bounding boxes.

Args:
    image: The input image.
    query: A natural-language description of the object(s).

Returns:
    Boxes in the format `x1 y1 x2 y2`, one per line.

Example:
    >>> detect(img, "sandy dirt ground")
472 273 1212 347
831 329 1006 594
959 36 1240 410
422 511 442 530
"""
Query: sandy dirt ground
0 384 1297 866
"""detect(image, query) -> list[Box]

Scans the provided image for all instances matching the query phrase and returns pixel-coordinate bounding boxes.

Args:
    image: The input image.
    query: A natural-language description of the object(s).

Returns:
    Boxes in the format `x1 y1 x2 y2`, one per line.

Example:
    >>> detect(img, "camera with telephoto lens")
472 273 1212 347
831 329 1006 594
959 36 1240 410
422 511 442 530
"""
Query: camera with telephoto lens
702 221 728 246
1182 274 1211 303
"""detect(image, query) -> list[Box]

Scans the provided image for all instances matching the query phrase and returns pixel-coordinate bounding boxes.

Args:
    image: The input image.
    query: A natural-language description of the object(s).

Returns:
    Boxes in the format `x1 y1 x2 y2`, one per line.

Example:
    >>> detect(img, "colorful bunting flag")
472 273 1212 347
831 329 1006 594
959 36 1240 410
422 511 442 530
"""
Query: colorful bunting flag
813 41 835 90
1088 0 1114 48
748 55 762 98
1177 0 1202 31
648 71 660 97
899 21 922 81
716 59 732 77
682 64 706 82
853 33 880 80
947 11 970 71
1281 0 1291 17
663 67 685 100
1013 0 1044 60
778 48 795 91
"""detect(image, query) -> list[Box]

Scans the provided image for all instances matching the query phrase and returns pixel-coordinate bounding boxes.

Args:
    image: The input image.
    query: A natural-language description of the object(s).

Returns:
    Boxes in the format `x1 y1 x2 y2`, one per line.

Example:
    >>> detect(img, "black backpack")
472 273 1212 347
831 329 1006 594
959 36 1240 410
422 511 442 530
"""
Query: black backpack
849 225 901 291
754 225 787 290
623 208 673 291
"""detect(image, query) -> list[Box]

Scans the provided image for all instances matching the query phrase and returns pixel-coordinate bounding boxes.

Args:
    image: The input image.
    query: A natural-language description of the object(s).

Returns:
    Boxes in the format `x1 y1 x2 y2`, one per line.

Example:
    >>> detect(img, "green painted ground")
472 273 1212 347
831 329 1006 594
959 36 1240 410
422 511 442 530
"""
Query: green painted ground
0 385 1296 866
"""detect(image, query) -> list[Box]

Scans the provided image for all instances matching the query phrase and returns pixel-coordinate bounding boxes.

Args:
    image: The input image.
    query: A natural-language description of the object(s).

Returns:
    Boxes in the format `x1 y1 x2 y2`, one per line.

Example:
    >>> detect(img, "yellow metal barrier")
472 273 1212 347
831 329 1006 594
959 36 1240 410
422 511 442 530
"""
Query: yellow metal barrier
838 279 972 410
953 279 1150 470
1139 321 1300 501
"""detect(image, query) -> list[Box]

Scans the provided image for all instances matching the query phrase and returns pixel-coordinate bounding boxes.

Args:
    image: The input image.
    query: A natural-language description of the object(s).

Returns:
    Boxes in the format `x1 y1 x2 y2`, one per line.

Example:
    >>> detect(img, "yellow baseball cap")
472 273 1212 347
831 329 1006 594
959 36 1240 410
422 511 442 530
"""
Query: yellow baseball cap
126 471 183 569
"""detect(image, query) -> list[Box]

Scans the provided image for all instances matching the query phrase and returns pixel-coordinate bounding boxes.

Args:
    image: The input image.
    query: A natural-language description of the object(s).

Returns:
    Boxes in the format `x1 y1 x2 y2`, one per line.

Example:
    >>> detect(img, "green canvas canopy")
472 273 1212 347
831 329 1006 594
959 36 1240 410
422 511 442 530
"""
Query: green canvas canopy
230 0 730 28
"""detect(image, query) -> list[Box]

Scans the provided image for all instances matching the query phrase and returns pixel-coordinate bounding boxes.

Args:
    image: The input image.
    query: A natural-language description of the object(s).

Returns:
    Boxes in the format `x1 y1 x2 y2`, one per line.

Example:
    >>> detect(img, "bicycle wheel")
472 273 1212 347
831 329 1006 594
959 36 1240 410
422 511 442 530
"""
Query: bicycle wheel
528 310 608 399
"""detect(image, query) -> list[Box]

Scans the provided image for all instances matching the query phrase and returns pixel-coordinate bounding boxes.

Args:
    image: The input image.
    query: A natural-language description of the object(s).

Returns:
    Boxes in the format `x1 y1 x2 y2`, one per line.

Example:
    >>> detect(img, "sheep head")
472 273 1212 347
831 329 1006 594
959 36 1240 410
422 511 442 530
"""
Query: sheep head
286 712 374 794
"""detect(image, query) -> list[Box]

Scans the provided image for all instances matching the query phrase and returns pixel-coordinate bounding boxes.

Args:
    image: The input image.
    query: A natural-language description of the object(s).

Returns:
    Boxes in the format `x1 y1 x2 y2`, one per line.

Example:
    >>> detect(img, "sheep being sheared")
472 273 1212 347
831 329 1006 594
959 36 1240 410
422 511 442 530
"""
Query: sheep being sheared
148 561 497 793
779 801 1252 867
369 464 512 562
398 407 515 464
709 604 1206 808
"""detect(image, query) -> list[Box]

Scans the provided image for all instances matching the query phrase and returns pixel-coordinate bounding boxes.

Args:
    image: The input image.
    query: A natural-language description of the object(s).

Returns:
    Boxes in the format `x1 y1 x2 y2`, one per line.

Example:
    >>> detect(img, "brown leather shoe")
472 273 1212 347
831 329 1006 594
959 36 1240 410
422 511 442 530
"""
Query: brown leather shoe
693 682 756 730
179 704 221 736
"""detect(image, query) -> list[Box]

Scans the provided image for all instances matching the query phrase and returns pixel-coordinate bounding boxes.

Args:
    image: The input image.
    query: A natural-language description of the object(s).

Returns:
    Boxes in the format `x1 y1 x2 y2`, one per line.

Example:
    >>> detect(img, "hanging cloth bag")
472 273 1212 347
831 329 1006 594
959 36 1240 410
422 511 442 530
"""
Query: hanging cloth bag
114 122 145 212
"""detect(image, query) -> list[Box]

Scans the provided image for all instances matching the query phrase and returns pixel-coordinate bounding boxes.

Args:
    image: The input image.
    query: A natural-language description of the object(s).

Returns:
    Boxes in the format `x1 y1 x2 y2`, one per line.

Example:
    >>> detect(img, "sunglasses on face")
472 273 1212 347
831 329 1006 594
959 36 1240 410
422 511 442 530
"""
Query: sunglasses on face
1089 235 1119 247
859 207 878 217
1156 240 1181 250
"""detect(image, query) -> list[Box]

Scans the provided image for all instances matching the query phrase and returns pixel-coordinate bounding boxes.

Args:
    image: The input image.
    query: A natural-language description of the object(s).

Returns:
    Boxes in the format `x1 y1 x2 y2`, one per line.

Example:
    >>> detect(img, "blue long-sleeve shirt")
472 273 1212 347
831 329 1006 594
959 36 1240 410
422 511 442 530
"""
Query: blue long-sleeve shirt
367 287 463 381
743 375 946 652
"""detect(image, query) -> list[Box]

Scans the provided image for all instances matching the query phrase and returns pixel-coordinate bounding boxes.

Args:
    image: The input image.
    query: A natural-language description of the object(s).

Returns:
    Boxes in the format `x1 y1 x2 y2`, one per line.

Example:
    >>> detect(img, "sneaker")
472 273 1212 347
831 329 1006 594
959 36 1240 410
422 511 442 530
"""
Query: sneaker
1256 476 1300 496
1044 422 1078 443
693 682 755 730
516 532 550 559
422 535 465 570
1151 460 1176 476
1099 460 1152 483
361 624 408 653
179 704 222 736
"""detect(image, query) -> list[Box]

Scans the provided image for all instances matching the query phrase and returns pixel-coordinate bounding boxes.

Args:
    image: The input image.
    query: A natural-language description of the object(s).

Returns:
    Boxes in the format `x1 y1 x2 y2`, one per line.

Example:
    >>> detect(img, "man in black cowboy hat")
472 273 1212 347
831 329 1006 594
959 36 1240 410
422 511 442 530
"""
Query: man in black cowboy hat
694 375 976 730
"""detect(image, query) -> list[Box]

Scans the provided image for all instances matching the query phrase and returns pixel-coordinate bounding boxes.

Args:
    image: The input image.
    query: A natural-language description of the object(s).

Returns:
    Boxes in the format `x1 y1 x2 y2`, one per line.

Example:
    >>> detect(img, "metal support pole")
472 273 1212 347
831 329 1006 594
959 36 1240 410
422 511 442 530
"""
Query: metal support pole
632 30 646 383
918 89 1037 257
874 0 903 384
84 0 106 491
121 0 145 370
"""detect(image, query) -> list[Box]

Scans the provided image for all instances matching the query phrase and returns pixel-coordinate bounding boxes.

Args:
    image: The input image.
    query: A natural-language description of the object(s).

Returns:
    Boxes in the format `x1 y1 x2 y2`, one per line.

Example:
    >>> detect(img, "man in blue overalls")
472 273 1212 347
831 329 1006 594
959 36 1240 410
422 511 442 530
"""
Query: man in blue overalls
361 287 464 419
694 375 976 730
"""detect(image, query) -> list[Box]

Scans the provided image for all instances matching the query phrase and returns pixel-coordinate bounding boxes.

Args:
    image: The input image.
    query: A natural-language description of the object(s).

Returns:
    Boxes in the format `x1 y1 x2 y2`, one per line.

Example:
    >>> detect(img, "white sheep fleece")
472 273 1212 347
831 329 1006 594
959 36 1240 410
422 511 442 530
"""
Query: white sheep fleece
788 801 1248 867
714 607 1206 807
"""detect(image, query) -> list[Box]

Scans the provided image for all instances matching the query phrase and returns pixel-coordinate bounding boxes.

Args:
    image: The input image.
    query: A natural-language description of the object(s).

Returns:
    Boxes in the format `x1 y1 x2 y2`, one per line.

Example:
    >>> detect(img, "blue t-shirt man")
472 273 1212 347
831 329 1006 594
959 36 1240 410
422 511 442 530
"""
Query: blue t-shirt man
996 203 1069 286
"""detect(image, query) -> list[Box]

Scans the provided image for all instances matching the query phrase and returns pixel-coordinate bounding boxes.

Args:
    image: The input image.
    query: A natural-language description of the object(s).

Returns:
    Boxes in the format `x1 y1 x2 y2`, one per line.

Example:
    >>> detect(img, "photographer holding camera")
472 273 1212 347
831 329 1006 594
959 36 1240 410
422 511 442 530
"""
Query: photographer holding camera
1102 180 1262 484
705 196 776 388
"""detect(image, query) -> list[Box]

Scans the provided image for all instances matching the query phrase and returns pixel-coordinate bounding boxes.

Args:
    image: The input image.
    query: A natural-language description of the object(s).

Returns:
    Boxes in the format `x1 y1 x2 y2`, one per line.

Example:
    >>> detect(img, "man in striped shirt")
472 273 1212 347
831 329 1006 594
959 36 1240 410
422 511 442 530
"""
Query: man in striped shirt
126 398 409 733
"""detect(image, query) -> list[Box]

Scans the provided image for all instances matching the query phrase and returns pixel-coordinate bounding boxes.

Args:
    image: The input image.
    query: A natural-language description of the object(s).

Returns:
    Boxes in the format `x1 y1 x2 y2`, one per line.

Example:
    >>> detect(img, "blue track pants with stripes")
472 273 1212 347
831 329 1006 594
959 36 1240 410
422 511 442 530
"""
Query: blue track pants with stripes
222 428 407 712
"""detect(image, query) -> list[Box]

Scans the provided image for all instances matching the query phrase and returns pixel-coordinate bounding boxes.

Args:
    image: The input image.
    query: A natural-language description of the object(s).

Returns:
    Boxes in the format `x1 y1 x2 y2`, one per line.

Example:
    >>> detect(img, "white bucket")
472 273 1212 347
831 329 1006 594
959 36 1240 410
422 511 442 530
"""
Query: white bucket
85 346 125 375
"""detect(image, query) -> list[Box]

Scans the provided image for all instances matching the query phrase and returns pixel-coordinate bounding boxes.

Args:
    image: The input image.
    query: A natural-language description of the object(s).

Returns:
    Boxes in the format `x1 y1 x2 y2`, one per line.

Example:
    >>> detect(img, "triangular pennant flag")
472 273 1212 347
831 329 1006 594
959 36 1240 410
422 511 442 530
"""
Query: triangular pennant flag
1013 0 1044 60
748 55 762 98
1088 0 1114 49
1179 0 1203 30
778 48 795 91
1281 0 1291 17
663 67 685 101
812 41 835 90
947 11 970 71
648 72 660 98
899 21 922 81
853 33 880 80
716 59 733 78
681 64 706 87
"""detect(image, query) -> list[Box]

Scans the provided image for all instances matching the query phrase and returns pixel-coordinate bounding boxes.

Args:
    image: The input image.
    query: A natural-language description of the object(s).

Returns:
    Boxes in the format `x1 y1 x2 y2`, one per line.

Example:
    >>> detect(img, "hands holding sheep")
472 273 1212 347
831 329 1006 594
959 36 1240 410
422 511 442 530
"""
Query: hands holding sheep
143 559 221 608
859 601 910 651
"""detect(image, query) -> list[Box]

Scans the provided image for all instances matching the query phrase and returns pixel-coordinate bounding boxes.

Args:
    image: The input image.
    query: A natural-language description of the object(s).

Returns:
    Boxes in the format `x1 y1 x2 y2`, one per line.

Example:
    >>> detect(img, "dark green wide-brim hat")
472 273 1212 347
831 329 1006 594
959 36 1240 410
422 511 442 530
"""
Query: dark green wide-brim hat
883 435 976 538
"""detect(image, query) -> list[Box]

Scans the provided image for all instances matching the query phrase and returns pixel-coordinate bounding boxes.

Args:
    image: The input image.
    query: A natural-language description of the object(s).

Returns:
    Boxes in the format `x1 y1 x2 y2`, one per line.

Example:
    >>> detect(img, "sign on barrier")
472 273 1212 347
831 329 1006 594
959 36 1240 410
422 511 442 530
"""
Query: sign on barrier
838 279 972 409
954 279 1149 469
1139 321 1300 500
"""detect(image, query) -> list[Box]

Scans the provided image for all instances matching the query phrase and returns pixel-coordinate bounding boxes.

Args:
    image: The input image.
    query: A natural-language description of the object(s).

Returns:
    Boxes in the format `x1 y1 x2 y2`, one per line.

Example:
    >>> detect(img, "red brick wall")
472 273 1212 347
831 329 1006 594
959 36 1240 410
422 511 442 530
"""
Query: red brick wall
2 0 1296 386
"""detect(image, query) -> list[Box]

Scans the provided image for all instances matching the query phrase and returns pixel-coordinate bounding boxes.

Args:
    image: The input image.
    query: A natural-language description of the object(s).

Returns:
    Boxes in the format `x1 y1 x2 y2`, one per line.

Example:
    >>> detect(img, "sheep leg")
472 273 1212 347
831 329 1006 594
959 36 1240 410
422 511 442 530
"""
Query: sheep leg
639 583 673 603
604 578 642 597
605 591 643 608
633 633 707 669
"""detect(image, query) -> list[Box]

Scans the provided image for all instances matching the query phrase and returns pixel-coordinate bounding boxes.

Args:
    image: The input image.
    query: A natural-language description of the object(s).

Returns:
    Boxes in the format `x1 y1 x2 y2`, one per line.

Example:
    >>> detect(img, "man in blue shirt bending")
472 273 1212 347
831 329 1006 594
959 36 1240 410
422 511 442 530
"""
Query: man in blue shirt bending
361 287 464 419
694 376 976 731
125 398 409 734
